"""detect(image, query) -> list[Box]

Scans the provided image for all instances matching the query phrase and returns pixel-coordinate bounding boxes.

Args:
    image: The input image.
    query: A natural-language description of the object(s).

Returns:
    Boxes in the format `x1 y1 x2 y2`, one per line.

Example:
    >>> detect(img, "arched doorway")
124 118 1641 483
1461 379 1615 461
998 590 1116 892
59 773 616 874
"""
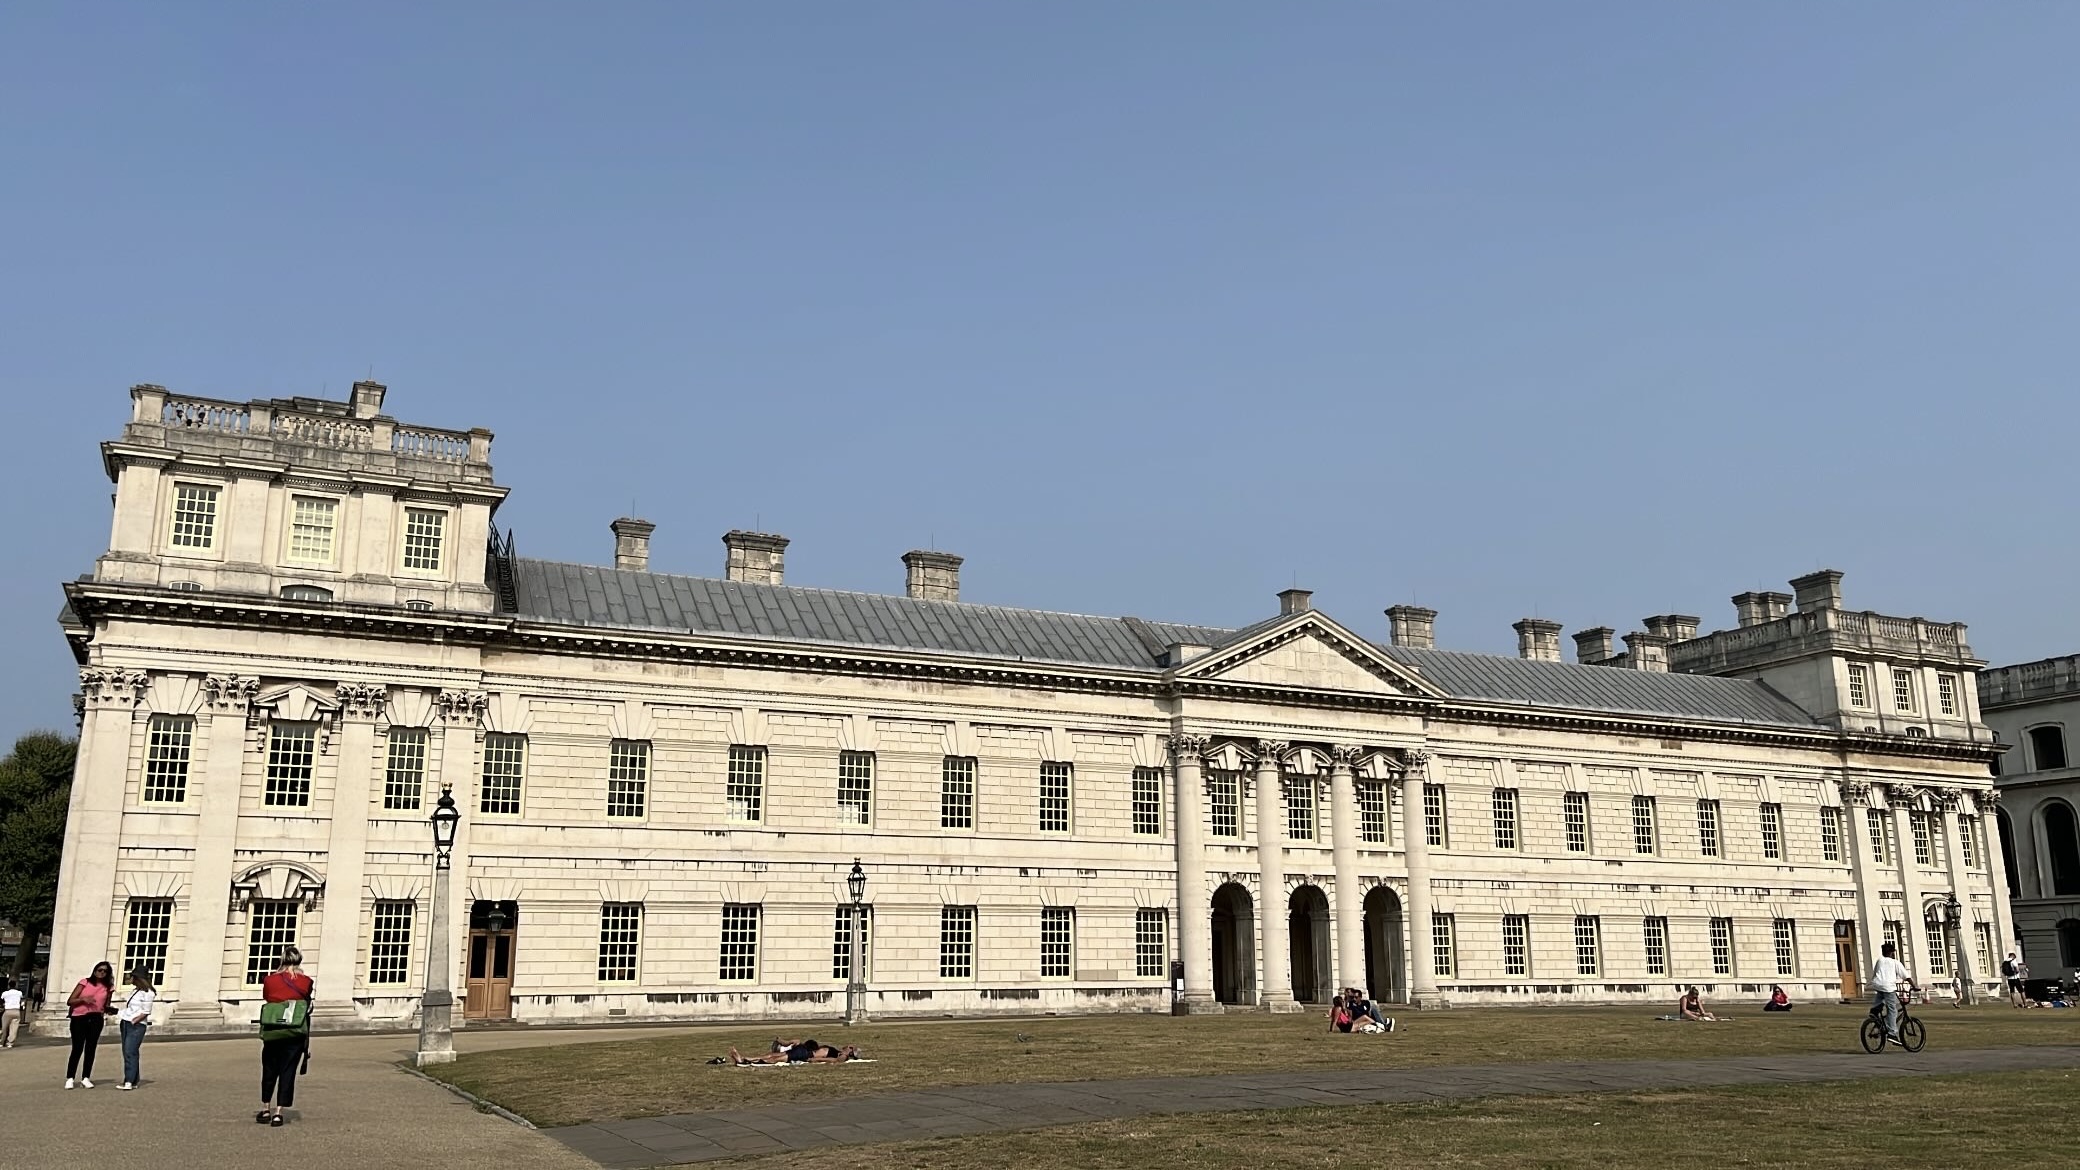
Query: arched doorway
2042 801 2080 896
1363 886 1406 1004
1998 809 2020 898
1210 883 1256 1006
1289 886 1332 1004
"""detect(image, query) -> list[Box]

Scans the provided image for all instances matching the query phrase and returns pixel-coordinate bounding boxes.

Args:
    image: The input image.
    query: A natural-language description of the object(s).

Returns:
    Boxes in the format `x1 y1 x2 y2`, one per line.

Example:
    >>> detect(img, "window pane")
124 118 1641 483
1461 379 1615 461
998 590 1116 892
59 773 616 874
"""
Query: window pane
1039 762 1071 833
1492 788 1517 851
1643 916 1668 976
1632 796 1656 855
1358 780 1387 844
1893 669 1914 711
264 723 316 807
940 756 975 829
1563 792 1588 853
1286 778 1316 841
122 898 175 986
832 905 871 980
608 740 649 819
838 751 874 827
245 901 299 986
287 496 336 563
402 508 445 571
1710 917 1734 975
940 906 975 978
1209 772 1240 838
384 727 428 810
719 904 759 982
1574 916 1600 976
1821 806 1842 862
370 900 414 984
598 903 643 982
1696 800 1720 858
170 483 219 549
1040 907 1073 978
728 745 765 824
1424 785 1447 848
1135 909 1167 977
143 714 194 804
1502 915 1529 976
481 733 526 815
1760 802 1782 860
1773 919 1796 977
1432 914 1456 977
1131 767 1163 836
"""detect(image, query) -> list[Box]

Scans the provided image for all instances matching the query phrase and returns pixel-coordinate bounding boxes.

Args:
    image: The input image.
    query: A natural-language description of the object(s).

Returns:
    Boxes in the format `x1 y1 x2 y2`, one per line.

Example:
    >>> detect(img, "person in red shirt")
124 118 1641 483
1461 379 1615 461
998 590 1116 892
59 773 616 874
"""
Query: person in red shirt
64 961 118 1089
257 948 314 1126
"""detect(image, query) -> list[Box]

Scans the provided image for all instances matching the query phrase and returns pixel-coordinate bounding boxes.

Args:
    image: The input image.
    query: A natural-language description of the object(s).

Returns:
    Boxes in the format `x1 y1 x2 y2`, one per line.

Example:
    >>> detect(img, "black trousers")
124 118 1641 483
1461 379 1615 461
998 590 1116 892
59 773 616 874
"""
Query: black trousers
66 1013 104 1079
260 1036 304 1108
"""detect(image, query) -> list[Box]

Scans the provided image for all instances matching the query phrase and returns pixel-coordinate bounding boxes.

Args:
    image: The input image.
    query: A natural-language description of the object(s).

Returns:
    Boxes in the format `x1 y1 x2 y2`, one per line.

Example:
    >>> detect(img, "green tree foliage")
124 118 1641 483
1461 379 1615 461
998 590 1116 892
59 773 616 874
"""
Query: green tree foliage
0 732 76 979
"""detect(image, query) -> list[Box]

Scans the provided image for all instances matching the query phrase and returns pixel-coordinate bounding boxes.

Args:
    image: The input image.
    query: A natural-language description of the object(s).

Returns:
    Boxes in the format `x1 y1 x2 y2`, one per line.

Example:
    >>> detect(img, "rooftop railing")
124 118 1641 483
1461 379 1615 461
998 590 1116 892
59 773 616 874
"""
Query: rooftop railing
136 385 486 466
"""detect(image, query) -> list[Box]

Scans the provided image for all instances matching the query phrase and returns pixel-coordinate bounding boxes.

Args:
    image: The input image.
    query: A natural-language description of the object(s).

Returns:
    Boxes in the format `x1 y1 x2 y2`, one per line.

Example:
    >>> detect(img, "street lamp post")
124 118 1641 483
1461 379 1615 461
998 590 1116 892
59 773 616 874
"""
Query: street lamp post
415 785 462 1066
1944 895 1976 1007
844 859 867 1026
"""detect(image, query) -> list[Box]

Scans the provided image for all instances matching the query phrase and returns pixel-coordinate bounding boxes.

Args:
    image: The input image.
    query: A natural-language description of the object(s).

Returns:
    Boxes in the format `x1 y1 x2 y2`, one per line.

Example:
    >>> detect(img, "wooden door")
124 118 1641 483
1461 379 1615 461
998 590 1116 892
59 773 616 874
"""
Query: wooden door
466 900 518 1021
1834 920 1860 1001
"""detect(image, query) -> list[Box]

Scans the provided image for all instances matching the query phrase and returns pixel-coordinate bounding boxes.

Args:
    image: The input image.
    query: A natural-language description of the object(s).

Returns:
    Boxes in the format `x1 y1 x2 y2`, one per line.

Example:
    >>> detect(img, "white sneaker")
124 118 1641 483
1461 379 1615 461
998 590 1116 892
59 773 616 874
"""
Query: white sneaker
81 1078 94 1089
64 1078 75 1089
120 1083 135 1090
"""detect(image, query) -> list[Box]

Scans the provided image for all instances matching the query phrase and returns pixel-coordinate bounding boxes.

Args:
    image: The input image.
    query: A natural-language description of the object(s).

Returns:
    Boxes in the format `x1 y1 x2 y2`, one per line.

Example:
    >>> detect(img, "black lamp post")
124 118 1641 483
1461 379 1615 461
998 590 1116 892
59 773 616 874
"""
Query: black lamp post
416 785 461 1065
845 859 867 1025
1943 894 1975 1006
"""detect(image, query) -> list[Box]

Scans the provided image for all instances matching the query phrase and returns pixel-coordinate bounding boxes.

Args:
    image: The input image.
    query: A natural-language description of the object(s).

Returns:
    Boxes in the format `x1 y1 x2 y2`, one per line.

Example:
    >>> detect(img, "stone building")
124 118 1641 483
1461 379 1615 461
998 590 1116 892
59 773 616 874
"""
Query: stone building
1978 658 2080 978
50 382 2010 1031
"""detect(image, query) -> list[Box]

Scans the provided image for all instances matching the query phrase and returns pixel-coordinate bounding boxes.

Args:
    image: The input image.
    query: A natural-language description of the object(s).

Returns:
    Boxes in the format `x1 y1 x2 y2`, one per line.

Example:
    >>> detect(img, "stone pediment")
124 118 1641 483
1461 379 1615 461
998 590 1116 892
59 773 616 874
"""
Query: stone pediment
1176 613 1444 700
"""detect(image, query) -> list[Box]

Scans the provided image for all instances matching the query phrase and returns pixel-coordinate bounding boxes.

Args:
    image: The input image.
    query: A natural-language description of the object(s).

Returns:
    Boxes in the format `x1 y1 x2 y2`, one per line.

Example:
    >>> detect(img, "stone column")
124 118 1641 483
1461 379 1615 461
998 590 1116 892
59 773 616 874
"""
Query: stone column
1169 734 1217 1012
46 669 149 1011
1327 746 1365 997
1401 753 1440 1006
313 683 386 1023
1936 792 1978 1004
170 675 261 1027
1839 780 1887 987
1888 787 1929 982
434 691 486 1019
1977 788 2016 962
1253 741 1298 1011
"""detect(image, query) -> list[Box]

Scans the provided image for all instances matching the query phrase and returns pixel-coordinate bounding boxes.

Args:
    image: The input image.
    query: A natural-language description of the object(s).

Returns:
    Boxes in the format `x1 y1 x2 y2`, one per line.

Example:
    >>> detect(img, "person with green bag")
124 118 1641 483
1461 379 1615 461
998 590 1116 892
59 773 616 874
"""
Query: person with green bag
255 947 313 1127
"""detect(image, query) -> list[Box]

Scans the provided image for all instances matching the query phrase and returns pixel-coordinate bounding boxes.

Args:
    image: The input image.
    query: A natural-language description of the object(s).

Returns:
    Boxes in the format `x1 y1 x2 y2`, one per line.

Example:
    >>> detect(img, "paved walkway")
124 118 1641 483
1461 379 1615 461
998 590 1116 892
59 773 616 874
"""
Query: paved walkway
548 1045 2080 1167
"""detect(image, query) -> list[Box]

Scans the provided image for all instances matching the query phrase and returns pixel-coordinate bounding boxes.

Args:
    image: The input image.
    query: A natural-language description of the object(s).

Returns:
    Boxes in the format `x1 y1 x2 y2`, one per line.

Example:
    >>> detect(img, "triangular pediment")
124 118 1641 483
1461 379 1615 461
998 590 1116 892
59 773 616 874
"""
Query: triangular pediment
1175 612 1445 700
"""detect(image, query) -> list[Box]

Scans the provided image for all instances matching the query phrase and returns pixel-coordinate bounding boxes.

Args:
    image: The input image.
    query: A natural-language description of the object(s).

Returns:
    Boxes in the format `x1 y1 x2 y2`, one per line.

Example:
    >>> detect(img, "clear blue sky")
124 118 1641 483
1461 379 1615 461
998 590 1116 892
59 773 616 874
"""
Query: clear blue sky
4 3 2077 744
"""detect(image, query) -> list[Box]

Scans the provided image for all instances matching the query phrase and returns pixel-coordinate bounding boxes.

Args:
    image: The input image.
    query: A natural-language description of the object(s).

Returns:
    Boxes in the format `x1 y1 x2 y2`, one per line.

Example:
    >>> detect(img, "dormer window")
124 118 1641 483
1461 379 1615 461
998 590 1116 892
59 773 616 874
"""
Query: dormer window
169 483 219 550
281 585 333 603
402 508 445 572
286 496 337 564
1846 664 1871 708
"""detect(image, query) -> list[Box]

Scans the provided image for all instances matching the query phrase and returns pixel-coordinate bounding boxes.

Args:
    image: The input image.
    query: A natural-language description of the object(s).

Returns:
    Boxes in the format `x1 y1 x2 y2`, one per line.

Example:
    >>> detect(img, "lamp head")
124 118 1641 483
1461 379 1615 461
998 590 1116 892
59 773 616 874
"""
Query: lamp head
847 858 866 904
431 784 461 863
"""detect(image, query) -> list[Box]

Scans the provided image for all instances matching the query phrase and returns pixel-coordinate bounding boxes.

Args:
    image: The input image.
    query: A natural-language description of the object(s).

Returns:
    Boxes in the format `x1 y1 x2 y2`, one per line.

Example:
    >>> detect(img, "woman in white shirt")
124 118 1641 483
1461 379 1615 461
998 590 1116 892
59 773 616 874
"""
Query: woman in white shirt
117 967 156 1090
1 981 24 1048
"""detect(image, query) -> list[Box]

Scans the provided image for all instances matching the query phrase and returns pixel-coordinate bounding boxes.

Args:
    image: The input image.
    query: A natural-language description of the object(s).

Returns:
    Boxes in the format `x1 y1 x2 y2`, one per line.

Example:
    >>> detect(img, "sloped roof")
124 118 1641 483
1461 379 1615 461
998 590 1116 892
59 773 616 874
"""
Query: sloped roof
510 558 1820 729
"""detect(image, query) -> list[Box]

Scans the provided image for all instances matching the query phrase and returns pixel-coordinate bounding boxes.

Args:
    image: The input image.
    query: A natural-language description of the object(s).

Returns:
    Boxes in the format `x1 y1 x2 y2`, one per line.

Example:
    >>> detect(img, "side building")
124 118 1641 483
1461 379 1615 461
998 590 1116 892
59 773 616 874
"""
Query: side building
51 382 2010 1032
1977 658 2080 979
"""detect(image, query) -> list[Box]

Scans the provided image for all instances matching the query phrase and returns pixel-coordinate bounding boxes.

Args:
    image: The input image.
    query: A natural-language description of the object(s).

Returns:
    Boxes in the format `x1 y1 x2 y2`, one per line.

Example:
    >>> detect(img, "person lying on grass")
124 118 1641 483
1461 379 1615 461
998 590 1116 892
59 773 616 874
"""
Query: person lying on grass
729 1039 862 1065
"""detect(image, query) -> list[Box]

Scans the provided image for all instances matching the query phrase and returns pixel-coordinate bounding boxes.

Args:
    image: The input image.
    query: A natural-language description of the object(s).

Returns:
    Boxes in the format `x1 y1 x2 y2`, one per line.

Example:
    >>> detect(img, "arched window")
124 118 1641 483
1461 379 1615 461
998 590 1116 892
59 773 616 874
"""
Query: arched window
2045 801 2080 897
1997 809 2019 898
2060 919 2080 969
2028 726 2067 772
281 585 333 603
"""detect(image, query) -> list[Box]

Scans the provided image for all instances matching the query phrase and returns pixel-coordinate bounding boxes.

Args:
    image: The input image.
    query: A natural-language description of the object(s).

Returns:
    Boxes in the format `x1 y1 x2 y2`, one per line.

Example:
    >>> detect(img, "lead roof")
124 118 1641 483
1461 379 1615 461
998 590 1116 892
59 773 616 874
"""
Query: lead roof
509 558 1821 729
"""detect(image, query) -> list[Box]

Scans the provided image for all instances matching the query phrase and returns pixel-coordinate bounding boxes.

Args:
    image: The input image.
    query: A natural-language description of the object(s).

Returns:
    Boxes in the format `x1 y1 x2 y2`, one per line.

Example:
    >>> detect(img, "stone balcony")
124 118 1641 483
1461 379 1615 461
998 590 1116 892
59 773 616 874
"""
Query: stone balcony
1670 606 1979 674
114 383 495 483
1979 654 2080 708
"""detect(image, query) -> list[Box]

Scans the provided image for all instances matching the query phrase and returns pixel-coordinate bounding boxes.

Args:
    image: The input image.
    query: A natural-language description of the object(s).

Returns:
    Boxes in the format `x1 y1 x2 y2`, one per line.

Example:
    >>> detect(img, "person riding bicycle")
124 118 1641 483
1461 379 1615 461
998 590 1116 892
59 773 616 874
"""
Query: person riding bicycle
1870 941 1915 1046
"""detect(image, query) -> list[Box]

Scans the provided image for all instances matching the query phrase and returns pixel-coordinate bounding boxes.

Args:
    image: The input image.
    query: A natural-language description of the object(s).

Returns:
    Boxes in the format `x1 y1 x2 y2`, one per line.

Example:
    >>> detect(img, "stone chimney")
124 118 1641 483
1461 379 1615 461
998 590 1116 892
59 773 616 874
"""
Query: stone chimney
610 517 656 572
722 530 789 585
1513 618 1563 662
903 550 963 602
1623 631 1671 672
1790 570 1844 613
1574 627 1616 664
1278 588 1314 615
1642 614 1700 643
1760 591 1792 622
1386 605 1437 650
350 379 388 419
1732 592 1768 628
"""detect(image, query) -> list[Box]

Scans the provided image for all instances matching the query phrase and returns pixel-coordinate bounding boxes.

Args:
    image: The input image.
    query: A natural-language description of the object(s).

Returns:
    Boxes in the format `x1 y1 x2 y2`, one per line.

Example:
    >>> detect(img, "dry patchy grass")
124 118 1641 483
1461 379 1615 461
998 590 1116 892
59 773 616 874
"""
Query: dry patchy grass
714 1070 2080 1170
428 1001 2080 1126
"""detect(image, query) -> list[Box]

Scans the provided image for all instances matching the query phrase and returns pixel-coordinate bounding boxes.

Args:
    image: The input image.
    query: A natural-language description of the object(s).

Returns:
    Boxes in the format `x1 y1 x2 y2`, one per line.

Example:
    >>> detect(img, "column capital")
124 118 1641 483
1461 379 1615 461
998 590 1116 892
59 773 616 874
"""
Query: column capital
79 667 150 710
334 682 390 722
1168 734 1211 763
1837 779 1872 807
1254 740 1289 767
436 690 489 726
1975 786 2001 810
1329 744 1364 771
201 674 261 713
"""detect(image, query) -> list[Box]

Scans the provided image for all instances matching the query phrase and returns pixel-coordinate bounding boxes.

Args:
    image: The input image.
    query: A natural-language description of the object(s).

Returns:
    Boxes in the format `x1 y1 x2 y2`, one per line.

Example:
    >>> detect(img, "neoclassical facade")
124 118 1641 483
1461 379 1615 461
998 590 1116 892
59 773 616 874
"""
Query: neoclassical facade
50 382 2011 1031
1979 658 2080 977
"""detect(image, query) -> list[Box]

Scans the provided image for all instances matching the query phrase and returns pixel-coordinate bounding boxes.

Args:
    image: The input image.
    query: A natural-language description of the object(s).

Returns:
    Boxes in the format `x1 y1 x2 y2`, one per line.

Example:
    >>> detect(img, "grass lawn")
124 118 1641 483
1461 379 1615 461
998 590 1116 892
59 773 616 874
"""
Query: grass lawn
711 1069 2080 1169
428 1001 2080 1127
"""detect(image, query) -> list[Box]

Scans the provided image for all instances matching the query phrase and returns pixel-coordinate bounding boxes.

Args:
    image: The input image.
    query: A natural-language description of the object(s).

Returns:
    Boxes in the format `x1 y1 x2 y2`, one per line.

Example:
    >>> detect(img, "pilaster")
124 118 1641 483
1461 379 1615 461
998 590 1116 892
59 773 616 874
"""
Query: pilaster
1401 752 1440 1005
1327 746 1364 996
1837 778 1887 988
1976 788 2016 956
47 668 148 1004
1253 742 1298 1010
1168 734 1218 1013
1935 791 1978 998
1887 787 1928 980
169 674 259 1026
312 682 386 1020
436 691 484 1013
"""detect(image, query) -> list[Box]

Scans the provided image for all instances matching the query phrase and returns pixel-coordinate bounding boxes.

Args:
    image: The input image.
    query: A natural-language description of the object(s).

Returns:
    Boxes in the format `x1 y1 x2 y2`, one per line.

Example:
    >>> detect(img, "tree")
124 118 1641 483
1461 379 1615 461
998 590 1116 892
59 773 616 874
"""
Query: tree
0 732 76 982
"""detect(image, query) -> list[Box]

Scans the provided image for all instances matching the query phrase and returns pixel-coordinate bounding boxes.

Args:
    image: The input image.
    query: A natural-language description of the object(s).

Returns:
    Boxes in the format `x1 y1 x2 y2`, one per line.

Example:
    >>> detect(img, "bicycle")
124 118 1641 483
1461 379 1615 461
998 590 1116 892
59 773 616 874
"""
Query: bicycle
1859 990 1926 1053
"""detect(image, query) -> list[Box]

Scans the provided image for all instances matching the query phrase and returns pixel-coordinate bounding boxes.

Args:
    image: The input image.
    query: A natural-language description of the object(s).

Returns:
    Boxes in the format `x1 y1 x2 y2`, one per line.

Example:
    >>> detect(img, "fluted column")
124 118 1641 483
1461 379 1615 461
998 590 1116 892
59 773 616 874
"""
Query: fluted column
1401 754 1440 1006
1888 787 1929 980
1328 746 1365 996
1839 780 1886 987
1169 734 1217 1012
1254 741 1298 1010
314 683 386 1021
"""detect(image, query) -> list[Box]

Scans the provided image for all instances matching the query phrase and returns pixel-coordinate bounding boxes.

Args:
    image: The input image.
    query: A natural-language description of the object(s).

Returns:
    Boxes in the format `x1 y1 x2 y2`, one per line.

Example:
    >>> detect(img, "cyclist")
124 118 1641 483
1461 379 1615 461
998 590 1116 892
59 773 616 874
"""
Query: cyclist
1869 941 1914 1046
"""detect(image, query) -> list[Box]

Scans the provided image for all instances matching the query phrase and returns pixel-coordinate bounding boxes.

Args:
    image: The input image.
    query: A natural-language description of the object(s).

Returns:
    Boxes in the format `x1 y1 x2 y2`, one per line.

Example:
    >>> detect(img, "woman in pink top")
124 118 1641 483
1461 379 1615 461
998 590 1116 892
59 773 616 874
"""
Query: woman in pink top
64 960 117 1089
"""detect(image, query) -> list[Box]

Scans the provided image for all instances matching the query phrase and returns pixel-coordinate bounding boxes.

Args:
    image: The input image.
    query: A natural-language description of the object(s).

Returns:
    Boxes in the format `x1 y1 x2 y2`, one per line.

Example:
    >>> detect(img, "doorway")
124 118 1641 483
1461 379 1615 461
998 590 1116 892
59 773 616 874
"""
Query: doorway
1211 883 1256 1006
1289 886 1332 1004
1834 920 1859 1001
466 900 518 1021
1363 886 1406 1004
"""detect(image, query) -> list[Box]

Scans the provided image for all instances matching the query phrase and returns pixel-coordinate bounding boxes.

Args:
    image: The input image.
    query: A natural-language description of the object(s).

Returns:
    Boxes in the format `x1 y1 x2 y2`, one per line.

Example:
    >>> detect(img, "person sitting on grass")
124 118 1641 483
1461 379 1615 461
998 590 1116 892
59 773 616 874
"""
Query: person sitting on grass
1343 987 1394 1032
729 1039 861 1065
1678 987 1717 1021
1763 985 1793 1012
